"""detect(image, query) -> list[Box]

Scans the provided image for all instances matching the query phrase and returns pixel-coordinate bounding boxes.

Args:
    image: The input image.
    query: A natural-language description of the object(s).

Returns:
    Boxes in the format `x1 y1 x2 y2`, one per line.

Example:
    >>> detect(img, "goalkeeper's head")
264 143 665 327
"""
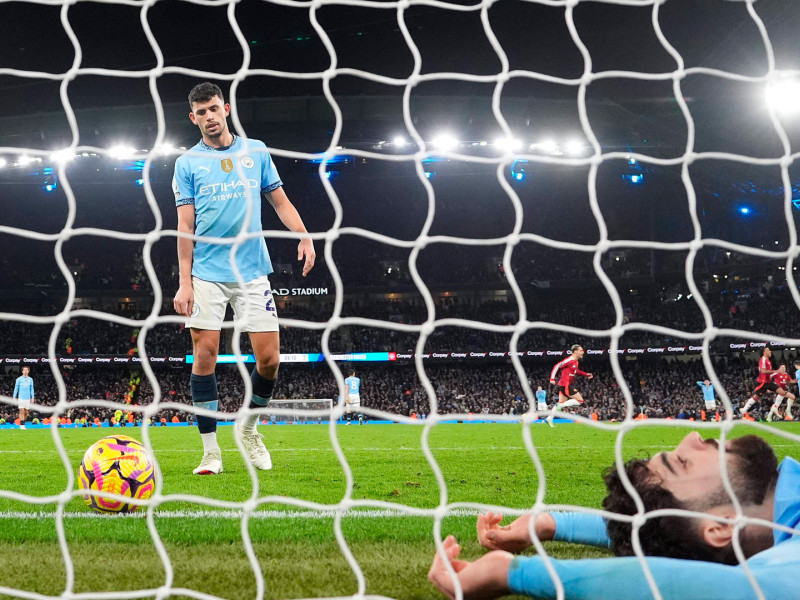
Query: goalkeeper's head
602 432 778 564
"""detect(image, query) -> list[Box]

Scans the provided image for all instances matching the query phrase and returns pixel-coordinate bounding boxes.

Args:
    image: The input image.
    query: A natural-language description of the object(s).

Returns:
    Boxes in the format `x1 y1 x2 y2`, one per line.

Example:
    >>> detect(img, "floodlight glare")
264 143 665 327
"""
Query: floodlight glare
565 140 584 155
432 134 458 152
766 78 800 114
50 148 76 164
392 136 407 147
494 136 523 153
18 154 34 166
740 207 750 214
538 140 558 154
108 145 137 160
0 158 6 168
154 142 177 156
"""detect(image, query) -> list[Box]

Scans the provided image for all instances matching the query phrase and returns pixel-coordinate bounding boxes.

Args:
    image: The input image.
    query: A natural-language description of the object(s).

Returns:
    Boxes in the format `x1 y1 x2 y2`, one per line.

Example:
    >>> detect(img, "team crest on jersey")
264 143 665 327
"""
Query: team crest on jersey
191 303 200 318
241 156 254 169
221 158 233 173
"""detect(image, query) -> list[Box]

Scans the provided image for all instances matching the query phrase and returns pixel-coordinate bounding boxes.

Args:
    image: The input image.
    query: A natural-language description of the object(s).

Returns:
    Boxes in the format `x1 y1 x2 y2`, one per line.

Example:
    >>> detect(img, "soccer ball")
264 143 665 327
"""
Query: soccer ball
78 435 155 513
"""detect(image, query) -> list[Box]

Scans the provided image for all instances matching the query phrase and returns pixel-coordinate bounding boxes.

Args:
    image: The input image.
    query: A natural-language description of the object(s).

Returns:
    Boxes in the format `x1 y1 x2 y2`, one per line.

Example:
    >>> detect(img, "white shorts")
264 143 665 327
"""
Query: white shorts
704 400 717 411
188 275 279 332
537 402 548 412
347 394 361 407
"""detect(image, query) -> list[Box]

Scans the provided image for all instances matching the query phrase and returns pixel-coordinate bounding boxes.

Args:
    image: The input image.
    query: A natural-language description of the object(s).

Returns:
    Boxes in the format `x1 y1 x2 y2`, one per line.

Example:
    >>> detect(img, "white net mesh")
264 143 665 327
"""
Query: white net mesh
1 0 800 599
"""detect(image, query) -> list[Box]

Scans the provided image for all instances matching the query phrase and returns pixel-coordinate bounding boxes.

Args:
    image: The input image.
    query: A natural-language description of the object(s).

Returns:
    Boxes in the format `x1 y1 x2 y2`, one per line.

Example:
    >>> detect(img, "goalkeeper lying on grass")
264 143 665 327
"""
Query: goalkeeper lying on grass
429 432 800 599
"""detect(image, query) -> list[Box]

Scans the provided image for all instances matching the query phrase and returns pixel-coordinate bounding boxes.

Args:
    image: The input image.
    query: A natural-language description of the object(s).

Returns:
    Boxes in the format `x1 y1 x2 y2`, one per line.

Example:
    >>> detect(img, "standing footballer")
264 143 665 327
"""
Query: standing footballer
13 366 34 430
173 82 315 475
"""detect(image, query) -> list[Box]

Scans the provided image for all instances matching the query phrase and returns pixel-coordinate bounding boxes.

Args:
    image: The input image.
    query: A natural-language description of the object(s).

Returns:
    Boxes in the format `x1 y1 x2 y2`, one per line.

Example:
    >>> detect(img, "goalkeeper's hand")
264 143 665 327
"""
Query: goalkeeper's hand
428 535 512 600
477 512 555 553
173 283 194 317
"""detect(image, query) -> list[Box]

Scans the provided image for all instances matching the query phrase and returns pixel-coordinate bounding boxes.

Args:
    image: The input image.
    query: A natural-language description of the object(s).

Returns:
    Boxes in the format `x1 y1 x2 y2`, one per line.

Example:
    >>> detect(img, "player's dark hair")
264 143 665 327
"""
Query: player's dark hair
603 459 735 563
763 346 770 355
603 436 778 564
188 82 225 108
570 344 582 353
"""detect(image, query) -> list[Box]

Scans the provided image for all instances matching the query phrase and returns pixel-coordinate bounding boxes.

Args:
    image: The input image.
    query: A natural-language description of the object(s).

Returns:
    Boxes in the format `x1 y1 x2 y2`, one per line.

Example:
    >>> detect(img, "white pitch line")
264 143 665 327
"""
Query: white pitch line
1 444 798 454
0 508 490 520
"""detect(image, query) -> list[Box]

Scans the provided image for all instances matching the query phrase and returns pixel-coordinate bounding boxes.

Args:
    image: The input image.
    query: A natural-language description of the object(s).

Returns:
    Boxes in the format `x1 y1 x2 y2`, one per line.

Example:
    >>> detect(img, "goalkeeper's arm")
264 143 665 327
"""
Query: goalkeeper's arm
432 537 798 600
478 511 610 553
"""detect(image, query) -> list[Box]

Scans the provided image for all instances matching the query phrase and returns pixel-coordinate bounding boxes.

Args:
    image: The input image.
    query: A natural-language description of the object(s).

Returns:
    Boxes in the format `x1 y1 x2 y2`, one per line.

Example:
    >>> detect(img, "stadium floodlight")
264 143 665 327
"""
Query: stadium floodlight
766 77 800 115
108 144 137 160
740 207 751 214
154 142 177 156
431 134 458 152
565 140 584 155
50 148 76 164
0 158 6 168
536 140 558 154
494 136 523 154
392 136 407 147
18 154 35 166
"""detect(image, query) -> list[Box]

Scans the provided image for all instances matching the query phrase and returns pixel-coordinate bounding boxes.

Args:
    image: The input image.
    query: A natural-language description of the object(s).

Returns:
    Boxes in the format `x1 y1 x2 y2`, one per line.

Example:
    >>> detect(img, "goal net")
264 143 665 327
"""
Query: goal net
0 0 799 599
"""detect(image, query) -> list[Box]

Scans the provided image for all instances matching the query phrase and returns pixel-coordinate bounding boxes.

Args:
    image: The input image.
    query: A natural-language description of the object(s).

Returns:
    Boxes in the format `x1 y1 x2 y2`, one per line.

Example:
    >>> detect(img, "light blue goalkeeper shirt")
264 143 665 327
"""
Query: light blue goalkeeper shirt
697 381 716 403
173 135 282 283
509 457 800 600
13 376 34 400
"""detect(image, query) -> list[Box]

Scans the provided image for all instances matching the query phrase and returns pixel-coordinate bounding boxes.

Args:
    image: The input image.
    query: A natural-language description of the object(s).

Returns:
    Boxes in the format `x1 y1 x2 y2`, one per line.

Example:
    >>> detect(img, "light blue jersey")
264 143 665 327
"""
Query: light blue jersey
535 390 547 405
173 135 282 283
509 457 800 600
13 376 34 400
697 381 715 403
345 376 361 396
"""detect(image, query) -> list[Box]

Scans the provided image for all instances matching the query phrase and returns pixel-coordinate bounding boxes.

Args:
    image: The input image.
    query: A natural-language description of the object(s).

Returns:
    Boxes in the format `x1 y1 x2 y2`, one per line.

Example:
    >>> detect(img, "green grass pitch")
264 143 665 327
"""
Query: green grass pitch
1 422 798 599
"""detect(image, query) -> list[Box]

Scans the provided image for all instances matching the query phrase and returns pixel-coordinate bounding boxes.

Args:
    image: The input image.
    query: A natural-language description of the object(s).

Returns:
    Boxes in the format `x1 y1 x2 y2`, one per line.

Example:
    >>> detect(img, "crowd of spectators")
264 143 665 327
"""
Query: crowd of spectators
1 352 791 425
0 277 798 358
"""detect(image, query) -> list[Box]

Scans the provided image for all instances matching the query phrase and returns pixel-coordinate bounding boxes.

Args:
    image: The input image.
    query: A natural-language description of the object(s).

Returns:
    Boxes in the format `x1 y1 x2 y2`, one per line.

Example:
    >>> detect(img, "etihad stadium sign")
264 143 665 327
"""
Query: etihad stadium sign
272 287 329 296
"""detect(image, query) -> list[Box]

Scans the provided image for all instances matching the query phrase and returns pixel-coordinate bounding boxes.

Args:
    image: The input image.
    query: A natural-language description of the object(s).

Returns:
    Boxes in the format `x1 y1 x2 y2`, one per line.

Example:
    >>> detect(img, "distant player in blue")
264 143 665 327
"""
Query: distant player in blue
430 432 799 600
696 379 717 412
534 386 552 428
12 366 34 430
344 371 363 424
172 82 315 475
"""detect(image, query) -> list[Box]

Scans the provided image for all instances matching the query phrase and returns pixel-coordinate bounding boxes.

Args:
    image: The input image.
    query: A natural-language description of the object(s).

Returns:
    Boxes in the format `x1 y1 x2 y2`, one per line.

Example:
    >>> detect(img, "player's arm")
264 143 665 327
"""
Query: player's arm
30 380 34 402
549 362 561 385
173 204 196 317
12 380 19 399
576 369 593 379
428 536 513 600
478 511 610 553
264 187 315 277
506 551 790 600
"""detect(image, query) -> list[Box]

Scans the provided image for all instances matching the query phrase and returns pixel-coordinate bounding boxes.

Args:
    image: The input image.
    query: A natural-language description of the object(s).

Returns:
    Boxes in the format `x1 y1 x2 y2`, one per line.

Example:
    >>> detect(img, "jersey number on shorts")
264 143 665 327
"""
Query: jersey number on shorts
265 291 275 313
